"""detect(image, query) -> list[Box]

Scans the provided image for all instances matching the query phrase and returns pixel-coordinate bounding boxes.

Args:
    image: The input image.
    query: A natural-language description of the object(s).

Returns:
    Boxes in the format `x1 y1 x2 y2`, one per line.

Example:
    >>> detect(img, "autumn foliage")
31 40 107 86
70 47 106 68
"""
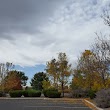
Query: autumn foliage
46 52 72 97
4 71 22 92
72 49 110 92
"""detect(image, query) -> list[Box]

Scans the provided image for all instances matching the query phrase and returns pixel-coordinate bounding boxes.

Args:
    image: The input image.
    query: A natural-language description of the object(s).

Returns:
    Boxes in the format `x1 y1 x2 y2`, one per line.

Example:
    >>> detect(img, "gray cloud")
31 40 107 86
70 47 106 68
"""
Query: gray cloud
0 0 66 36
0 0 110 66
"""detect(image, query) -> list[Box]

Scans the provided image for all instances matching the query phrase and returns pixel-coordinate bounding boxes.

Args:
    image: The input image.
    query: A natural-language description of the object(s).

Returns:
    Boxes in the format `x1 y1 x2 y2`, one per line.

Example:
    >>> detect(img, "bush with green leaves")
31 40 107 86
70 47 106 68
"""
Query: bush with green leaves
22 90 29 97
0 91 5 97
9 90 22 97
47 88 58 92
46 91 61 98
43 88 58 97
28 90 41 97
88 89 96 99
95 89 110 108
43 89 48 97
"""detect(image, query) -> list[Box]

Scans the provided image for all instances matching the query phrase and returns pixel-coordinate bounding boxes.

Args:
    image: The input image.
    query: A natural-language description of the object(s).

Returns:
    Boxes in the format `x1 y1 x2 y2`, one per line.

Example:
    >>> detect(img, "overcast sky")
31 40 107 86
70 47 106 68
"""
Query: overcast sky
0 0 110 67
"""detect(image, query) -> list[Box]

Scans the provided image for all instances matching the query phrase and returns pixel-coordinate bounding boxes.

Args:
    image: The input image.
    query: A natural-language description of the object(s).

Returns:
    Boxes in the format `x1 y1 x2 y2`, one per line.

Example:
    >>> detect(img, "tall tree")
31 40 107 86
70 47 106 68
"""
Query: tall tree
72 49 110 91
73 50 98 90
58 52 72 97
46 53 72 97
78 50 98 89
30 72 49 90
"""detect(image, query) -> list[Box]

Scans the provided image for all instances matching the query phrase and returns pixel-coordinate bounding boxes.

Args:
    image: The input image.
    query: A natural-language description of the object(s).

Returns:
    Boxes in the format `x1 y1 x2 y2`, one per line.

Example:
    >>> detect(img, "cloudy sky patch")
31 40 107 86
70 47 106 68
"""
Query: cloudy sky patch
0 0 110 67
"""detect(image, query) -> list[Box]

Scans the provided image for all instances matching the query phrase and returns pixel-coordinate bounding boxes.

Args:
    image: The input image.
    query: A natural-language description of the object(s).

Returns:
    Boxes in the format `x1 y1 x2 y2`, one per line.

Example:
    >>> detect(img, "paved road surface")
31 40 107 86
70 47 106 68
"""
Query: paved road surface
0 98 92 110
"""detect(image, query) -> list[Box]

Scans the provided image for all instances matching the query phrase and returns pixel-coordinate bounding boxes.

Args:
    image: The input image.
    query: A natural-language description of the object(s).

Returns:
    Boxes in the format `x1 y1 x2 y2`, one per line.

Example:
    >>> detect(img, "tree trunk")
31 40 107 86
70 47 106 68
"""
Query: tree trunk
62 81 64 97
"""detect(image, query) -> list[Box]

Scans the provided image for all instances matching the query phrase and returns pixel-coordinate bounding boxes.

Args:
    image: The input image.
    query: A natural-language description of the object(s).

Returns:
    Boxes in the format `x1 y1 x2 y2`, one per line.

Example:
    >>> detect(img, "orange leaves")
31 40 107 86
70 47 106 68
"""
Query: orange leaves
82 50 94 57
4 72 22 91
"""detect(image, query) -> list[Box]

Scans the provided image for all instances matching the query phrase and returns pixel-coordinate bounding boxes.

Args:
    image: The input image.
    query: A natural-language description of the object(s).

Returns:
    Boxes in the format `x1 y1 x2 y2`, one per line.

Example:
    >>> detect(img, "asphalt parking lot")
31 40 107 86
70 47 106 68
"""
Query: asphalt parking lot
0 98 92 110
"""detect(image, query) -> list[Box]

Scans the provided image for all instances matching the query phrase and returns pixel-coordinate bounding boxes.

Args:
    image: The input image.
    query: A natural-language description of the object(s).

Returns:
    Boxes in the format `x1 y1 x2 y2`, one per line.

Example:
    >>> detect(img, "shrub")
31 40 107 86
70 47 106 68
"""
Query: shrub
43 88 58 97
0 91 5 97
22 90 41 97
28 90 41 97
47 88 58 92
0 91 7 97
43 89 48 97
88 90 96 99
22 90 29 97
46 91 61 98
95 89 110 108
9 90 22 97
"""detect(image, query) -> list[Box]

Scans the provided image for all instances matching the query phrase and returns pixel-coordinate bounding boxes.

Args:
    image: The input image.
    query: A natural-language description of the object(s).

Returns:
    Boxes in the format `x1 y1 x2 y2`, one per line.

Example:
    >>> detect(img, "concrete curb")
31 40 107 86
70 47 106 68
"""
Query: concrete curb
0 97 82 100
0 97 51 100
83 99 103 110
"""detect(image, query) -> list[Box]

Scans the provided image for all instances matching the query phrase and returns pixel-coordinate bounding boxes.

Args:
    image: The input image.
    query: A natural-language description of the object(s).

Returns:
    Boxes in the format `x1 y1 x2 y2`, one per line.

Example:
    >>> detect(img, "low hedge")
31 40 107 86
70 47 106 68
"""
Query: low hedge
47 88 58 92
46 91 61 98
9 90 41 97
22 90 29 97
9 90 22 97
43 89 48 97
43 88 58 97
0 91 5 97
0 92 3 97
27 90 41 97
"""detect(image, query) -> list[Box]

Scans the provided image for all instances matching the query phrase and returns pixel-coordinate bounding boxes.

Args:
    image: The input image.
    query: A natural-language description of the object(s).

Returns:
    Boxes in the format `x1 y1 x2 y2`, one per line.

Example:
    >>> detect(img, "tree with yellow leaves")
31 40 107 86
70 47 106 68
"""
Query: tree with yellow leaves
46 52 72 97
46 58 59 89
57 52 72 97
72 49 110 91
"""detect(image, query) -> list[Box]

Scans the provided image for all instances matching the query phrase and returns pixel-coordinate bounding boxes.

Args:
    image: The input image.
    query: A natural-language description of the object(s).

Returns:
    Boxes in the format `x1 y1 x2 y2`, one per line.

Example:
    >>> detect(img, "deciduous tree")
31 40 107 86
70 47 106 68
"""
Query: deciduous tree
46 58 59 89
9 70 28 86
57 52 72 97
46 52 72 97
4 71 22 92
0 62 14 92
